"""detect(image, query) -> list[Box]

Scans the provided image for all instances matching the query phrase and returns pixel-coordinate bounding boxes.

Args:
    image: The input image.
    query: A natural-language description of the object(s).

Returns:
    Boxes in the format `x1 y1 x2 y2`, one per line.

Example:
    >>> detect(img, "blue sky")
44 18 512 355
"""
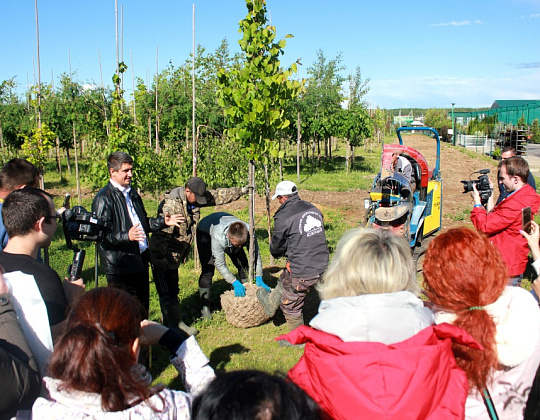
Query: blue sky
1 0 539 109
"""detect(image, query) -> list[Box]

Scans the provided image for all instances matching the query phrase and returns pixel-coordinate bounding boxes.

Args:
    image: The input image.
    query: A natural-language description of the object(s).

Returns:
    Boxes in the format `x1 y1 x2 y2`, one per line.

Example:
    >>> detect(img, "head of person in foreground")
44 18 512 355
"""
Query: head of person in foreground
192 369 321 420
46 287 151 412
317 227 419 300
422 227 508 391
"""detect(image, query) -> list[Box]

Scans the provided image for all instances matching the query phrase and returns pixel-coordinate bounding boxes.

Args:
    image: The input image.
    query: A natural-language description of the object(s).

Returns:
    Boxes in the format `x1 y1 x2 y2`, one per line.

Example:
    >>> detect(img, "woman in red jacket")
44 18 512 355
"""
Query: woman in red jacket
279 228 479 420
423 227 540 419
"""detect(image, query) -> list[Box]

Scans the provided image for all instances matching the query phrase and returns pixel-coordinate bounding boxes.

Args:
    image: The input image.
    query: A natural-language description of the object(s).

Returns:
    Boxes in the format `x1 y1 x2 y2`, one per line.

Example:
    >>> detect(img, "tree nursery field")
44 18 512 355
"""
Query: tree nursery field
41 136 516 388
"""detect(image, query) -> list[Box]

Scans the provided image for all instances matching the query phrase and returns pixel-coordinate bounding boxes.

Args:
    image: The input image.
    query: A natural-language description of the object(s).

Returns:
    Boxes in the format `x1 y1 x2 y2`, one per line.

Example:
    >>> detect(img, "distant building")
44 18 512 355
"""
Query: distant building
455 99 540 126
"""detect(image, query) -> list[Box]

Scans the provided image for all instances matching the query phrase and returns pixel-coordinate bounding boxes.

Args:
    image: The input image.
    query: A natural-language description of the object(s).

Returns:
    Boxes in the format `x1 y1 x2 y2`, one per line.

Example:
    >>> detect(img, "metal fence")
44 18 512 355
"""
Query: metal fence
455 101 540 126
455 133 497 156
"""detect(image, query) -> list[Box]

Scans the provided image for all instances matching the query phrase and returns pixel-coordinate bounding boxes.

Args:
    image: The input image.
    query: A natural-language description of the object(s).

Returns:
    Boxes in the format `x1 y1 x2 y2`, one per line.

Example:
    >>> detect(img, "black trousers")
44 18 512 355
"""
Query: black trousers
106 251 150 317
153 268 180 307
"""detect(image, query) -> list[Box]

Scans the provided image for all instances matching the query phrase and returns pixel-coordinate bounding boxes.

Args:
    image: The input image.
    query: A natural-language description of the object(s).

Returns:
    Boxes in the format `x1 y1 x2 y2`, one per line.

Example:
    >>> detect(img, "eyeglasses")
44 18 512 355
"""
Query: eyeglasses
45 213 61 221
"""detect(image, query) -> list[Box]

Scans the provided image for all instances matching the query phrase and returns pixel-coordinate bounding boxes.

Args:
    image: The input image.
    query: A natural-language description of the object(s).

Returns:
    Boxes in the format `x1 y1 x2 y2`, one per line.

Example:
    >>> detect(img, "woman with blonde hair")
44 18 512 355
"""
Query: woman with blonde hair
423 227 540 419
279 228 478 420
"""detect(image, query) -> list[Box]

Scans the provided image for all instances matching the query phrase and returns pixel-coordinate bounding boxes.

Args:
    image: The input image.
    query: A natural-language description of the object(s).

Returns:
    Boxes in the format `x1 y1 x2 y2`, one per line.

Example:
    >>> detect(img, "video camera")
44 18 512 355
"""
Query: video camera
61 195 106 281
461 169 492 206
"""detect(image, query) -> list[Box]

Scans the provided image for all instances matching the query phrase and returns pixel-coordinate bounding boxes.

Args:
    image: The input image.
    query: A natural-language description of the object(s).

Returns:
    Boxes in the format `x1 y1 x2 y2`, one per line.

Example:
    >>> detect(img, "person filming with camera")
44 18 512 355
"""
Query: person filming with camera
471 156 540 285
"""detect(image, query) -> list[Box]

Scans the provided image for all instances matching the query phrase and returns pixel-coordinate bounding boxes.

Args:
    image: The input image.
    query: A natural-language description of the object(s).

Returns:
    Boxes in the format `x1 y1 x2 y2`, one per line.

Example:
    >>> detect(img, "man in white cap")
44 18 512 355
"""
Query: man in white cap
258 181 329 338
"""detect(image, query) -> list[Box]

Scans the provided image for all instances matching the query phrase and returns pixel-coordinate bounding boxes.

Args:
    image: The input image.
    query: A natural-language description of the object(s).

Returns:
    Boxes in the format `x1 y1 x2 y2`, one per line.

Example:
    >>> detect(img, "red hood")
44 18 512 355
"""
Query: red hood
278 324 481 420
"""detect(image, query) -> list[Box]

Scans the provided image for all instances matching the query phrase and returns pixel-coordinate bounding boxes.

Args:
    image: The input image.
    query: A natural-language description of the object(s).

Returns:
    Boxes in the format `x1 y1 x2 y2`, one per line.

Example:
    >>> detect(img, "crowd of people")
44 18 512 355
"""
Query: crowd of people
1 148 540 419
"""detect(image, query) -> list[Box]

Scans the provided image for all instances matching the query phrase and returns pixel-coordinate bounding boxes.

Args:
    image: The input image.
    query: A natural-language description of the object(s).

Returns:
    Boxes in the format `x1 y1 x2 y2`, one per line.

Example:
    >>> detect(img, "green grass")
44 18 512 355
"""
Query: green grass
42 149 374 388
40 135 539 389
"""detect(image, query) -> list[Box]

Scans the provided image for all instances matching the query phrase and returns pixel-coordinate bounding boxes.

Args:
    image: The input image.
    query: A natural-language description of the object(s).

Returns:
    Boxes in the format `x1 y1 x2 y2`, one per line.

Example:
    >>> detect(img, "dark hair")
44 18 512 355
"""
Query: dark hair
192 370 321 420
0 158 40 192
47 287 154 412
2 188 53 237
501 146 516 156
499 156 529 183
107 151 133 172
228 222 248 245
423 227 507 390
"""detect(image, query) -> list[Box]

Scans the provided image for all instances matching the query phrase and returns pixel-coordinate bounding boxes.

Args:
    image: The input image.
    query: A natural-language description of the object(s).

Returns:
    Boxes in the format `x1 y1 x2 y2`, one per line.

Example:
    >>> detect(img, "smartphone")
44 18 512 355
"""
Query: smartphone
522 206 532 234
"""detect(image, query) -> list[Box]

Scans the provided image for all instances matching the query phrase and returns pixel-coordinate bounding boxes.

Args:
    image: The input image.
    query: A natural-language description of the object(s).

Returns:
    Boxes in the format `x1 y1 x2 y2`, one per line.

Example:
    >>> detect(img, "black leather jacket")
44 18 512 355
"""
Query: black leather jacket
92 182 165 275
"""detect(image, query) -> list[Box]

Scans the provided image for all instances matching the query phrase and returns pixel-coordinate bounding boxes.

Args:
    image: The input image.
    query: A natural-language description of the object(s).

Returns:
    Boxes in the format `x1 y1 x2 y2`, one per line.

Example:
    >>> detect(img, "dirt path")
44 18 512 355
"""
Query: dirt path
220 135 500 232
50 136 498 233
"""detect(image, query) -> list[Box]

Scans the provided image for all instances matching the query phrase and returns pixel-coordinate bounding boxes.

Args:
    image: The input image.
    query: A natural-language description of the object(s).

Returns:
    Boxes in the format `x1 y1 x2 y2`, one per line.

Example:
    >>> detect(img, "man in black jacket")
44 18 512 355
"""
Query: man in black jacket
258 181 329 333
92 151 183 315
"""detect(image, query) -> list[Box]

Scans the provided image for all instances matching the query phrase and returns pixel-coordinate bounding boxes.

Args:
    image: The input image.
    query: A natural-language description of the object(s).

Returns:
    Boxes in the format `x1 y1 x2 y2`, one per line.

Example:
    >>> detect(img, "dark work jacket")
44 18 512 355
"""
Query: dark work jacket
270 195 329 278
92 182 165 275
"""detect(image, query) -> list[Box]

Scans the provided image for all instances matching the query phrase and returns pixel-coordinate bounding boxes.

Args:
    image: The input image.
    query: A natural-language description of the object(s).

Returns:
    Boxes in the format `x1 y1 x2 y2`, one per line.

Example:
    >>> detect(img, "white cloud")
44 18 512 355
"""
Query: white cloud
368 71 540 109
518 13 540 19
517 62 540 69
430 20 482 27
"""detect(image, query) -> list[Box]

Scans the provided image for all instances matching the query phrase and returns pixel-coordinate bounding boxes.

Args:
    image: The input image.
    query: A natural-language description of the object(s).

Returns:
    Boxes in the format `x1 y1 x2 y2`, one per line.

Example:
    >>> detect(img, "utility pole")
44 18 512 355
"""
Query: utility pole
192 3 197 176
451 102 455 146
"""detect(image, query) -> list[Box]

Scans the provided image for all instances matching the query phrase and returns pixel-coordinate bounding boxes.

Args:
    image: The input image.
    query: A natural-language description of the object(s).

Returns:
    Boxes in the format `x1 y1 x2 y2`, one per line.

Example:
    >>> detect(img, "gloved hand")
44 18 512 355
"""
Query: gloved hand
255 276 271 293
232 280 246 297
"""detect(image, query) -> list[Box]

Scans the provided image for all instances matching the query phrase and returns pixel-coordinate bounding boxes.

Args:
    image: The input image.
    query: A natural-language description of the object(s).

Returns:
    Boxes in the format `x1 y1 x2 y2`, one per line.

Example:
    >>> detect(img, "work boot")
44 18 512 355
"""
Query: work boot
199 287 212 320
165 304 198 336
256 281 284 317
284 314 304 332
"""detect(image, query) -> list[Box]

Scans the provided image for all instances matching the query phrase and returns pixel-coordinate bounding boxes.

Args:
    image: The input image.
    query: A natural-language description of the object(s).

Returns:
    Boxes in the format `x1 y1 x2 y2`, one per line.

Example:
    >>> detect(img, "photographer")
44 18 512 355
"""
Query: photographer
497 147 536 205
471 156 540 284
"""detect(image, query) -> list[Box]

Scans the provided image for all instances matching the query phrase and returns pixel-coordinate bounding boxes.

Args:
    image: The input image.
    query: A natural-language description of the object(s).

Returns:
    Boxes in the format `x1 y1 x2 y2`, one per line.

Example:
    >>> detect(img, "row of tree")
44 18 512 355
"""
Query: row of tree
0 1 389 198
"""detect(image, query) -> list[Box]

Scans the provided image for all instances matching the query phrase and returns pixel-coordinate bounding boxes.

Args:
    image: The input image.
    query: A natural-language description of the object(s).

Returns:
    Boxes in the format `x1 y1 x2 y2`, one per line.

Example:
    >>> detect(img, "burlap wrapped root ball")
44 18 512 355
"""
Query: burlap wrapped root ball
220 283 271 328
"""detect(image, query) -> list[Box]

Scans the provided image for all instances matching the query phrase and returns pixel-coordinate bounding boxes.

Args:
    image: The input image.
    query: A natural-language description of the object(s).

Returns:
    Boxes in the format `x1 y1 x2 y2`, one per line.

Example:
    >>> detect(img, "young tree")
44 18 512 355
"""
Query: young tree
0 79 28 154
300 50 345 162
217 0 303 279
531 119 540 144
424 108 450 129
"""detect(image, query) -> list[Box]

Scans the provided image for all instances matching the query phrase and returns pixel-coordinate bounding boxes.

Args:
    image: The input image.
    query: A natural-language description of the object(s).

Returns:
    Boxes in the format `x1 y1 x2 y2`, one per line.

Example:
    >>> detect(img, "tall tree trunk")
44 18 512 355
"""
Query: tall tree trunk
148 116 152 147
155 46 160 153
264 163 274 266
55 137 62 175
248 160 255 282
65 148 71 174
317 138 321 169
346 137 351 172
0 124 5 152
297 111 301 183
73 122 81 205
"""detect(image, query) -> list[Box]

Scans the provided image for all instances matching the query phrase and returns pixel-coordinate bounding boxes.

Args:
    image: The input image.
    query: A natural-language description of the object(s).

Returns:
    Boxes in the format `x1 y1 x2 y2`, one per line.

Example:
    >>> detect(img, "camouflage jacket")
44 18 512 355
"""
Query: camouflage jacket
150 186 246 270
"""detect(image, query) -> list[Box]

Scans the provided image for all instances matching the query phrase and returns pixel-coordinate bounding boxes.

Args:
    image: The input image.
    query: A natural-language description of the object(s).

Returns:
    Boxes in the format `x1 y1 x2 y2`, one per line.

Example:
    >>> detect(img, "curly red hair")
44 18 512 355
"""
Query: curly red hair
423 227 508 390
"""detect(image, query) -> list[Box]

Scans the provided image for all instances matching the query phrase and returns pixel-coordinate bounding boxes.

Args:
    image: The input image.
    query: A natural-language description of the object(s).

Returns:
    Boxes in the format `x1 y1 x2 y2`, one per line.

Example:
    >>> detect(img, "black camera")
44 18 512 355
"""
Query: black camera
62 204 106 281
62 206 106 245
461 169 492 205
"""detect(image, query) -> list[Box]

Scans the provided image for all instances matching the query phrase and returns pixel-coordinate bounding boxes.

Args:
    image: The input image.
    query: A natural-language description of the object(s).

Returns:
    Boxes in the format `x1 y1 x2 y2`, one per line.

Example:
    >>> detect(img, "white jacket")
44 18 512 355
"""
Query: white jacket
309 290 434 344
31 336 215 419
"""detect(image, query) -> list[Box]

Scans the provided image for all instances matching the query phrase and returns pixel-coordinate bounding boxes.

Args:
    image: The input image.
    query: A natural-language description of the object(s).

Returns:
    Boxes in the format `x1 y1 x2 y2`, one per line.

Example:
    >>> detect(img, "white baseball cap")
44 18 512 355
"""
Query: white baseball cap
272 180 298 200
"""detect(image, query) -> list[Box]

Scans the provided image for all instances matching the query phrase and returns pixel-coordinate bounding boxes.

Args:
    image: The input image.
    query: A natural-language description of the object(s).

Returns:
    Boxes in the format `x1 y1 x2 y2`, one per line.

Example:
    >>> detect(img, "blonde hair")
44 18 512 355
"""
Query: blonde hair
317 228 419 300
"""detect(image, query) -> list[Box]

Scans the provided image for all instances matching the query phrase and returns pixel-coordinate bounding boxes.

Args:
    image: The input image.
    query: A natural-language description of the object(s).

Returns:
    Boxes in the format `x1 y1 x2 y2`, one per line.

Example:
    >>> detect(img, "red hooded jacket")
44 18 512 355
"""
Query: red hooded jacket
278 324 482 420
